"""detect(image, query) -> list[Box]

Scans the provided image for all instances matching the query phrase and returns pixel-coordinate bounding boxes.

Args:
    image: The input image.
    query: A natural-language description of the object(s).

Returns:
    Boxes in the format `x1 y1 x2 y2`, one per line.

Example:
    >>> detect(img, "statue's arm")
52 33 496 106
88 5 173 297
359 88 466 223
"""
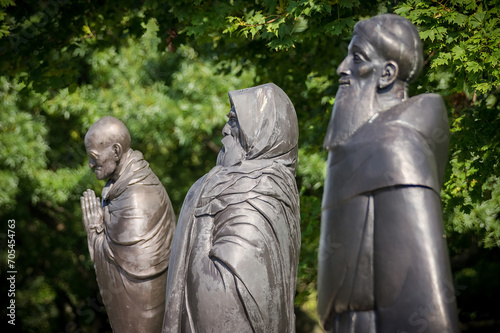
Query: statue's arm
187 206 267 285
185 208 263 331
80 189 104 262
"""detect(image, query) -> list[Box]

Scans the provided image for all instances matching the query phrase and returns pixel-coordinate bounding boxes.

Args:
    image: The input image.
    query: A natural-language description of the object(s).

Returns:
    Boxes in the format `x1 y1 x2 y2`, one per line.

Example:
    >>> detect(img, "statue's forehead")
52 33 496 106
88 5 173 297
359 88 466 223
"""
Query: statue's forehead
349 35 372 52
84 130 105 151
84 130 95 145
84 141 99 154
348 34 381 61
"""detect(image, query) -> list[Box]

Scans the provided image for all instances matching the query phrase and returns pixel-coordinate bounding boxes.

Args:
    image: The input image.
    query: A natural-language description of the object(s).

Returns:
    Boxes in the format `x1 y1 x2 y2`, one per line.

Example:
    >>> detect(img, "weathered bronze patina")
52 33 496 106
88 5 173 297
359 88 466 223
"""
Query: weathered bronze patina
162 83 301 332
318 14 459 333
81 116 175 333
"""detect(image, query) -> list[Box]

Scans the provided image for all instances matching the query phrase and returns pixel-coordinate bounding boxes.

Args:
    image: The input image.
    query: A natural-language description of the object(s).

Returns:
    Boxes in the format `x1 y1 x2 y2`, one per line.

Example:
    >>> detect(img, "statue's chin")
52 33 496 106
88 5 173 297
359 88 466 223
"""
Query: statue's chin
94 169 109 181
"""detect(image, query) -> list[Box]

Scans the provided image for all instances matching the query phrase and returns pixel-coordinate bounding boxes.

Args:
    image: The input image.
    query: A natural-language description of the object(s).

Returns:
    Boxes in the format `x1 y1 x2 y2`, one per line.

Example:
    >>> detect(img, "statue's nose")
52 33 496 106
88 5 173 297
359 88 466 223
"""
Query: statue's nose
337 57 350 76
222 123 231 136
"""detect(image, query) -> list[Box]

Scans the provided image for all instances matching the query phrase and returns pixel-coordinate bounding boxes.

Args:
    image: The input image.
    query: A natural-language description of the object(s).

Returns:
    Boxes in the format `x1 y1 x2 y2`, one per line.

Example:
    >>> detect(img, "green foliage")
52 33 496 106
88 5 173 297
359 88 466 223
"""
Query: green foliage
219 0 363 50
396 0 500 95
0 77 48 210
0 0 14 38
1 0 499 331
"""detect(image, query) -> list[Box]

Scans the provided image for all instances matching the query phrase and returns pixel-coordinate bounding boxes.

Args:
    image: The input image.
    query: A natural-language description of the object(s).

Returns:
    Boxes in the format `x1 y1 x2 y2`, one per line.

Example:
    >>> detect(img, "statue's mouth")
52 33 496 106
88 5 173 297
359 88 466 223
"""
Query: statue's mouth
338 78 350 86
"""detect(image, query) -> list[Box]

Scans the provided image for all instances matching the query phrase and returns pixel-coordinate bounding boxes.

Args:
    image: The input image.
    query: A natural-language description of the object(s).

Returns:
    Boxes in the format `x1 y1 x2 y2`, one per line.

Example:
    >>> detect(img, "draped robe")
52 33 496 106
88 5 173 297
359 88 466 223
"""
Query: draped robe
162 83 301 333
318 94 459 332
87 149 175 332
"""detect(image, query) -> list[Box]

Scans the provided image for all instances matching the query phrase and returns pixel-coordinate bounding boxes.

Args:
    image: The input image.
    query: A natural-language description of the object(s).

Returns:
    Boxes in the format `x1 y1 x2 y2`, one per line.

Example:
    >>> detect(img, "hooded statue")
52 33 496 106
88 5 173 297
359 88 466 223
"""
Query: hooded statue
162 83 301 332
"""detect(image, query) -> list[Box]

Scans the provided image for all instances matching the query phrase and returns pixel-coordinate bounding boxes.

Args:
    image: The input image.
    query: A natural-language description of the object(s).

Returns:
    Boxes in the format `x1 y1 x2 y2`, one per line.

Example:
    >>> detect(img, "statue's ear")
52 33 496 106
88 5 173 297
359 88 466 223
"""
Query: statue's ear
378 60 399 89
112 143 122 161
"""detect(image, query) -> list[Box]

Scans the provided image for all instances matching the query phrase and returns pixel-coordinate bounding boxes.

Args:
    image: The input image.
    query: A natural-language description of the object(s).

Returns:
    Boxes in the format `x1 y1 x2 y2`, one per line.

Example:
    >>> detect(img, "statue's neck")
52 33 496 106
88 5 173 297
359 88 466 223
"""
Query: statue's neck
374 80 408 112
111 148 132 181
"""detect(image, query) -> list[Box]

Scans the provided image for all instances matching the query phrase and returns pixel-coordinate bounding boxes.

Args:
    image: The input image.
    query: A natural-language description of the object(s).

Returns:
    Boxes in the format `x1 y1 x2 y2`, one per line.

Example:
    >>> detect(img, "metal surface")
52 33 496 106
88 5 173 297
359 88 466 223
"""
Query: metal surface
318 14 459 332
81 116 175 332
162 83 301 332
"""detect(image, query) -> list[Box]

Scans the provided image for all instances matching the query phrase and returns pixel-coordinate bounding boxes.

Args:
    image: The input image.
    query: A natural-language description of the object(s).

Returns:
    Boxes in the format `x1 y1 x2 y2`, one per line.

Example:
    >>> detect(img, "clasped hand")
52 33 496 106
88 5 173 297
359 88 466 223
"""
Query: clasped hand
81 189 104 233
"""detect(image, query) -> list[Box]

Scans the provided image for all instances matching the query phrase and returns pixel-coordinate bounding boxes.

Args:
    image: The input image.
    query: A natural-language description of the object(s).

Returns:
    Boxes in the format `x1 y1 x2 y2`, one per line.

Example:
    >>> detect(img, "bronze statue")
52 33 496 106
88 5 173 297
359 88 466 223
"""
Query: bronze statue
162 83 301 332
318 14 459 332
81 116 175 332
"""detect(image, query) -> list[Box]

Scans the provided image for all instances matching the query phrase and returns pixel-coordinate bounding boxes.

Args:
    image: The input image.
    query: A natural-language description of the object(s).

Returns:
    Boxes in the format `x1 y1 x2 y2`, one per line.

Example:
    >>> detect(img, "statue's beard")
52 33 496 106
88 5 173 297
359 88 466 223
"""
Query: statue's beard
324 85 377 149
217 136 246 167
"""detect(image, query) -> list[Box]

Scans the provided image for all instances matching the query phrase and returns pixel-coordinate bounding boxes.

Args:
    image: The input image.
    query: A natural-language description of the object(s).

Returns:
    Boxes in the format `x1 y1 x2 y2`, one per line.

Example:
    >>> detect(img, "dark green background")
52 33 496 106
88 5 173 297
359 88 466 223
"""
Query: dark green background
1 0 499 332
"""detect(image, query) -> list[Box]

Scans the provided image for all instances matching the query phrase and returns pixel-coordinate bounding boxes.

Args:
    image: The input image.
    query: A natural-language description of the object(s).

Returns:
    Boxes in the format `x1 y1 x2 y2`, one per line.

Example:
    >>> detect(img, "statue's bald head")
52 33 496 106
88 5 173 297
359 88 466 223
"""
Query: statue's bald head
353 14 424 83
84 117 131 180
84 116 131 152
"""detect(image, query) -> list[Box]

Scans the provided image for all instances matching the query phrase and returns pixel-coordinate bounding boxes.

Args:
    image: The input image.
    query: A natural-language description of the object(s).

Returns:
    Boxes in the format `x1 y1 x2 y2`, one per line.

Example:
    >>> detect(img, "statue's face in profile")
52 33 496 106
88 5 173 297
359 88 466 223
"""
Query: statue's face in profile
337 34 385 96
85 141 118 180
327 32 386 145
217 107 246 167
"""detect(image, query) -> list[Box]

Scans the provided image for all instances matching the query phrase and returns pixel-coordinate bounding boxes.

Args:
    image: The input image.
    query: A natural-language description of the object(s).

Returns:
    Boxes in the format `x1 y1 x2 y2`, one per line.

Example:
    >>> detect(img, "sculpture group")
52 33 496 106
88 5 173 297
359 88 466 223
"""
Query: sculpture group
81 13 459 333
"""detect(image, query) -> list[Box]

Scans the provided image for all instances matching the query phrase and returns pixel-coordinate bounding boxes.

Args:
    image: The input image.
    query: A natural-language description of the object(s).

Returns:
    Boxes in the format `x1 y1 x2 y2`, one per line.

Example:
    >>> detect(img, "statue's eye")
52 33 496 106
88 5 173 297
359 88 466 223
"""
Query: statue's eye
227 110 237 120
353 53 363 63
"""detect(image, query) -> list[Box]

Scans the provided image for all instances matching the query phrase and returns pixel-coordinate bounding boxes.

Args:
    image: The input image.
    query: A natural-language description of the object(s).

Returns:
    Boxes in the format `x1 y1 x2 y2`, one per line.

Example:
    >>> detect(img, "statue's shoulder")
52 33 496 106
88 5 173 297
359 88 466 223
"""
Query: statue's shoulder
403 93 445 118
381 93 448 139
107 149 163 203
406 93 445 112
179 167 218 214
185 175 207 202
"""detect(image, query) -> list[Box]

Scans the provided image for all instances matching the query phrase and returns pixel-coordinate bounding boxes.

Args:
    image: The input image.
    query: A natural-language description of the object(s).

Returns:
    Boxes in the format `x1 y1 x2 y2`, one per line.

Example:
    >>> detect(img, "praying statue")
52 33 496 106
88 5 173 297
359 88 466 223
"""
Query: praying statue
81 116 175 332
162 83 301 332
318 14 459 332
